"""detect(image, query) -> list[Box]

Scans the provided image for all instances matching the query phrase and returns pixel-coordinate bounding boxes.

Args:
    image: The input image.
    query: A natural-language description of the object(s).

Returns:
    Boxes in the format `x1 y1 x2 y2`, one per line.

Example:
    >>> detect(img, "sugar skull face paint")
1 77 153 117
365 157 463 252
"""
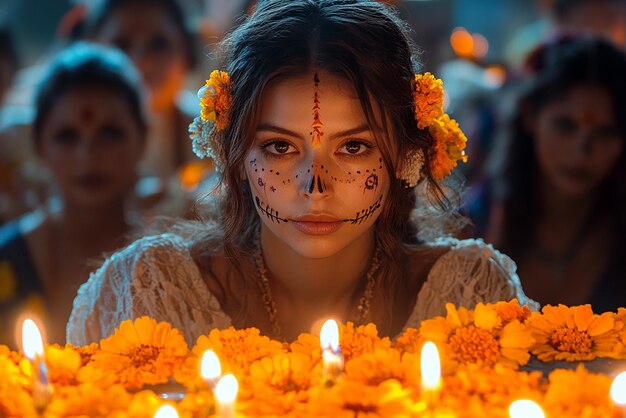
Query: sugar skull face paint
311 72 323 148
244 72 390 258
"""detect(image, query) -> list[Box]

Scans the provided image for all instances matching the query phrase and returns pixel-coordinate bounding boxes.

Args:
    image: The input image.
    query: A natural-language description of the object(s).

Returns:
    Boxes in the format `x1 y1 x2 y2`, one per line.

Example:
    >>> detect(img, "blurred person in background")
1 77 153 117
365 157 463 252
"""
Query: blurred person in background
468 36 626 310
0 42 146 345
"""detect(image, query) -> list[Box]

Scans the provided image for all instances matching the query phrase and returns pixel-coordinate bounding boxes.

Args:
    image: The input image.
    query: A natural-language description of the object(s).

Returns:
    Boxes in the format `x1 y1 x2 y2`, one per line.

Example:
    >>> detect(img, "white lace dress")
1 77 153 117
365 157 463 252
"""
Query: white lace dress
66 233 539 346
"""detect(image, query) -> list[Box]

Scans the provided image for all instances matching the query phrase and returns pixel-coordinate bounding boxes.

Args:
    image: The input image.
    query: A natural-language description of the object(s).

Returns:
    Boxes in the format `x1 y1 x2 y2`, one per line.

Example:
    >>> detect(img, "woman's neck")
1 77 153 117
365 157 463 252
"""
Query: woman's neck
260 225 376 337
537 180 599 231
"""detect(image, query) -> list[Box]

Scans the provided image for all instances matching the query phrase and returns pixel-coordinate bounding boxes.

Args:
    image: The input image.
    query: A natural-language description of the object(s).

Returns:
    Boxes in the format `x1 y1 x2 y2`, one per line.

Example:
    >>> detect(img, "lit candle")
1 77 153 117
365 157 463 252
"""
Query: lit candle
215 374 238 418
21 318 52 410
320 319 343 385
420 341 442 407
154 404 179 418
508 399 545 418
201 350 222 389
610 371 626 417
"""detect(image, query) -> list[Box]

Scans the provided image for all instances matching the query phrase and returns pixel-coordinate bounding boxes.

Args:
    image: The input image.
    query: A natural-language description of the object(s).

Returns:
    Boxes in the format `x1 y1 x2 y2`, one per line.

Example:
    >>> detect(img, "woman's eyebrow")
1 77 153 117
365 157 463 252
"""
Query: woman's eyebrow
256 123 371 141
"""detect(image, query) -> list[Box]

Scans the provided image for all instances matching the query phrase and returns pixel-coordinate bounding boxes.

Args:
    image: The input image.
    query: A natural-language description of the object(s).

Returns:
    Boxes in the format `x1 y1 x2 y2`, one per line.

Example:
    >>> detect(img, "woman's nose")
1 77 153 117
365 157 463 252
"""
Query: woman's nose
300 162 332 199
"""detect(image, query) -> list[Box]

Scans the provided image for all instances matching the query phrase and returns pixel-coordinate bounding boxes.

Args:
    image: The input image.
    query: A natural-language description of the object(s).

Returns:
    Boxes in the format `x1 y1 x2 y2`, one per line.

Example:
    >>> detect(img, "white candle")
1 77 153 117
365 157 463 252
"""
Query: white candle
215 374 238 418
200 350 221 389
509 399 545 418
611 371 626 417
320 319 343 385
154 404 179 418
21 318 52 410
420 341 442 407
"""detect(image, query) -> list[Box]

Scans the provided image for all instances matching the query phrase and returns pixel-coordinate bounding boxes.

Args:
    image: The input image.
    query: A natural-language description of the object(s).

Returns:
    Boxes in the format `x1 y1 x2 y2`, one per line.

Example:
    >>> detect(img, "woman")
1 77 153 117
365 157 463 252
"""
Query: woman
0 42 146 344
471 36 626 310
67 0 537 346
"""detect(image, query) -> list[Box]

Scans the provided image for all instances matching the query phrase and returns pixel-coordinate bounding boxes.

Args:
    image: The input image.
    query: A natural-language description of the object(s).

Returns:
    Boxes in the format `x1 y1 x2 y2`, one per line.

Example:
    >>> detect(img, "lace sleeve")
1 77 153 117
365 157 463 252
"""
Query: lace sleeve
66 233 231 346
404 238 539 329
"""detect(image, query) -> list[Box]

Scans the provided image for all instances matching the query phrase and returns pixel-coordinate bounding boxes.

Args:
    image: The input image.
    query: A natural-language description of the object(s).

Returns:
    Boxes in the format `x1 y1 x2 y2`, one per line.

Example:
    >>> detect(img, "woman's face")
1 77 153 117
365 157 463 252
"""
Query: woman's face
38 86 145 208
244 72 391 258
532 84 624 198
94 1 188 111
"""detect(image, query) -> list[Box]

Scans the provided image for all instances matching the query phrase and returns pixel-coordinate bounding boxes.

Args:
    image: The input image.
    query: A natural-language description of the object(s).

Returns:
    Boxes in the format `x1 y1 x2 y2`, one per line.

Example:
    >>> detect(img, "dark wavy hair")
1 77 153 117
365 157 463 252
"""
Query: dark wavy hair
489 36 626 303
185 0 461 331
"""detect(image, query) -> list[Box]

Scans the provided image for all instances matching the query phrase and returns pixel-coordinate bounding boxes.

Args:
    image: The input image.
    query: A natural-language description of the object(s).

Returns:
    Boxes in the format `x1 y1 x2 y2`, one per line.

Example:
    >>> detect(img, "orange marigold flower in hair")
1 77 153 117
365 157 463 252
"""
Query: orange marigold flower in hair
428 114 468 181
419 303 534 370
89 317 189 390
414 72 445 129
199 70 232 131
544 364 621 418
527 304 620 362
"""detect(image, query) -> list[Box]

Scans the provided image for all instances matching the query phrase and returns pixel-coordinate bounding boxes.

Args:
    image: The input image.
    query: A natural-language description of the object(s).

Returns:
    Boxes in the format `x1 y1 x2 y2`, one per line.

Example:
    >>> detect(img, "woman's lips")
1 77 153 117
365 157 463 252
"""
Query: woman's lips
292 214 343 235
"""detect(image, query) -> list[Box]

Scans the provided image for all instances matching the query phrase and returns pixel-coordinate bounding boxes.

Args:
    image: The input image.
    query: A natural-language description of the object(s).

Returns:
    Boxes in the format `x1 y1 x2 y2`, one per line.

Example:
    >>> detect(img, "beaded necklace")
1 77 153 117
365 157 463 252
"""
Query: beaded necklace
253 238 382 340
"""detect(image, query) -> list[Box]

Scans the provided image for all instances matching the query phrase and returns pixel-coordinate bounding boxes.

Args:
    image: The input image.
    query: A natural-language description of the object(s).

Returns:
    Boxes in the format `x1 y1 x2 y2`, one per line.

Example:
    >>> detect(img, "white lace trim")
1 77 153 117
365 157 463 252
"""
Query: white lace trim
67 235 538 345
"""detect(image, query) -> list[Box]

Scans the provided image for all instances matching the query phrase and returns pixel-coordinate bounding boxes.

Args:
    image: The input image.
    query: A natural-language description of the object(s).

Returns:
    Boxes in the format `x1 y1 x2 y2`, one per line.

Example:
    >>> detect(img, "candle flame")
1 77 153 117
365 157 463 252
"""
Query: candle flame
22 318 44 361
509 399 545 418
611 371 626 405
420 341 441 390
320 319 339 352
201 350 221 381
154 404 179 418
215 374 238 403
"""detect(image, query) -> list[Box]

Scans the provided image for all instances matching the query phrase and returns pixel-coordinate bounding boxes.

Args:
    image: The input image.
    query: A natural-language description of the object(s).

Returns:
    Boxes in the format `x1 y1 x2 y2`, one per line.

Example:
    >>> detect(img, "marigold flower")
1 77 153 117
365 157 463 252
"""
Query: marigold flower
199 70 232 131
176 327 285 388
306 379 416 418
90 317 189 390
414 72 444 130
428 114 468 181
490 299 532 325
240 352 317 417
64 342 100 366
291 323 391 363
344 348 421 389
419 303 534 370
544 364 621 418
393 327 423 354
45 383 132 418
527 304 620 362
0 354 34 418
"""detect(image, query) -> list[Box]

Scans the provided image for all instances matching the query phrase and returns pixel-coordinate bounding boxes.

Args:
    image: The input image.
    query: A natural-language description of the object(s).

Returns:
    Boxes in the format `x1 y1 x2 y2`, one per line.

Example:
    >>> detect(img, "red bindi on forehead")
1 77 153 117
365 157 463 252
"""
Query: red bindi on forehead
79 108 96 124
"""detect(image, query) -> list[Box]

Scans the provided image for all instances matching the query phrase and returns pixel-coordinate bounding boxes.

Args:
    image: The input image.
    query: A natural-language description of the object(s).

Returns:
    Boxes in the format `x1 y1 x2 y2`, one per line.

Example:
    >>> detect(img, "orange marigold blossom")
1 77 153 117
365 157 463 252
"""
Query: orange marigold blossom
305 378 417 418
414 72 444 129
178 390 215 418
419 303 534 370
543 364 622 418
527 304 619 362
239 352 318 417
489 299 532 325
290 322 391 363
175 326 285 388
393 327 423 354
344 348 421 389
428 114 468 181
199 70 232 131
90 317 189 390
0 353 34 418
64 342 99 366
44 382 132 418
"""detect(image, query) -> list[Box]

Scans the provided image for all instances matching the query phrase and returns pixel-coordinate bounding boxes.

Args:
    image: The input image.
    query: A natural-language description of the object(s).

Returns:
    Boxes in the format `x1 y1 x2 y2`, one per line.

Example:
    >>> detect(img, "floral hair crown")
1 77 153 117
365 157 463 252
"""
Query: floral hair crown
189 70 467 185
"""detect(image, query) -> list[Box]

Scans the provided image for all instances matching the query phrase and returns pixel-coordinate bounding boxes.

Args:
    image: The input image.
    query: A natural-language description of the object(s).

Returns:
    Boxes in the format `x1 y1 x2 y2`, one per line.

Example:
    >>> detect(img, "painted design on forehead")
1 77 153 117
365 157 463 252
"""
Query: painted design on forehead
343 195 383 225
255 196 288 223
311 73 323 148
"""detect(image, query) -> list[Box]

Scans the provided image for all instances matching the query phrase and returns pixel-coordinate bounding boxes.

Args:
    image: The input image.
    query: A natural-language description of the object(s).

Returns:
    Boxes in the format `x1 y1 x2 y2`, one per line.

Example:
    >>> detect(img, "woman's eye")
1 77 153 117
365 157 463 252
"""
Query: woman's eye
261 140 296 156
552 116 577 134
54 128 78 145
338 140 372 156
99 125 125 142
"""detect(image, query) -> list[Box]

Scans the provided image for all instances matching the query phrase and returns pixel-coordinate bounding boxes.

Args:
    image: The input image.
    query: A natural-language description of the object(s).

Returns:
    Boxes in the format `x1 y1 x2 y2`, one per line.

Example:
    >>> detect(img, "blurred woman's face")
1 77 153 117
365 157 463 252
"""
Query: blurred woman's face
94 2 189 111
532 84 624 198
38 86 145 208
